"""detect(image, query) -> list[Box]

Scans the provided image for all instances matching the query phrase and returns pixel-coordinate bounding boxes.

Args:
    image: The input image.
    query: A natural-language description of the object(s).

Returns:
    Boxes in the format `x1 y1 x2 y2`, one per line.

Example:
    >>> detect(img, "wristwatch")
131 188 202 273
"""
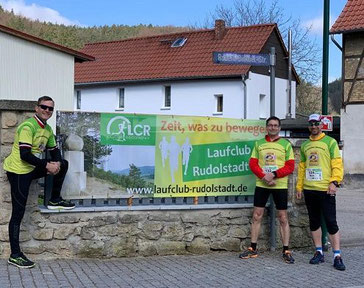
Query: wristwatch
331 181 340 187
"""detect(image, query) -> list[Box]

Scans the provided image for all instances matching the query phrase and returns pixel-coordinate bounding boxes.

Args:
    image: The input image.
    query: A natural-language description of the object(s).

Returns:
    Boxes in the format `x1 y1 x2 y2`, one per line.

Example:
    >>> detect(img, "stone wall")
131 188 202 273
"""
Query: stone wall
0 101 311 259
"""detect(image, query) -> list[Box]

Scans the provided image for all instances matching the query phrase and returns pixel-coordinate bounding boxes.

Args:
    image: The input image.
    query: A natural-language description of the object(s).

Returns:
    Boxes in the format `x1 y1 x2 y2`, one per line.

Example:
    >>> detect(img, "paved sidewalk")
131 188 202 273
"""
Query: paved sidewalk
1 247 364 288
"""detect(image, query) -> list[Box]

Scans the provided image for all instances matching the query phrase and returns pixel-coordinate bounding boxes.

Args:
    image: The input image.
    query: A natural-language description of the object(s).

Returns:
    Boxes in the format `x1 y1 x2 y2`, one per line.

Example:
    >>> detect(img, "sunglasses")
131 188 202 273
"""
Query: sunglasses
309 121 321 127
38 104 54 112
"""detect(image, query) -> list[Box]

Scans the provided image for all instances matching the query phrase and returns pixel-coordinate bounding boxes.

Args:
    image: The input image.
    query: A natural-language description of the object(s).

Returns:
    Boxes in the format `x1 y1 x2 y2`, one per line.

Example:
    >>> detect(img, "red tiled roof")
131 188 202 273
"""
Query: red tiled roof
0 24 94 62
330 0 364 34
75 24 279 84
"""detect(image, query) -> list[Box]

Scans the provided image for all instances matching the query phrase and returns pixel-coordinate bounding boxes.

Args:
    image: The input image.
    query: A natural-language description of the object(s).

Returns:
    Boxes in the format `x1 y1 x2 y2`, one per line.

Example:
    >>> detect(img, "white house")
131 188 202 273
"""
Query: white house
330 0 364 177
0 24 94 128
75 20 298 120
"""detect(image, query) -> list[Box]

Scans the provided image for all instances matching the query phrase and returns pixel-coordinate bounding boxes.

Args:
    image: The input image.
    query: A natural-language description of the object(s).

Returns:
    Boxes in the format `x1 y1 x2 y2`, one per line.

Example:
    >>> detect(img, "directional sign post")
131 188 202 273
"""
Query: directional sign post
213 48 277 251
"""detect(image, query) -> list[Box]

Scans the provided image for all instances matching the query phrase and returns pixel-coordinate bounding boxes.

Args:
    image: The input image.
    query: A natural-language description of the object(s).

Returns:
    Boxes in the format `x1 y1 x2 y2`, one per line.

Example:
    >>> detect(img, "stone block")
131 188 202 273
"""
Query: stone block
64 151 84 172
76 240 105 258
228 226 250 239
48 214 80 224
32 228 53 240
139 222 163 240
53 226 75 240
187 237 211 254
138 240 158 256
105 237 138 257
80 227 95 240
86 214 117 227
210 238 241 251
0 225 9 241
161 223 184 241
1 112 18 128
1 129 15 144
0 209 11 225
0 145 12 161
155 240 186 256
119 213 144 224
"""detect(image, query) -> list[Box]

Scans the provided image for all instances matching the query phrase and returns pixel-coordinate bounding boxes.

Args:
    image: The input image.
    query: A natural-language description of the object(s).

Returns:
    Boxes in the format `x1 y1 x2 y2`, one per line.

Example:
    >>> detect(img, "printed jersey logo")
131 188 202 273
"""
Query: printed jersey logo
264 152 276 165
308 152 319 166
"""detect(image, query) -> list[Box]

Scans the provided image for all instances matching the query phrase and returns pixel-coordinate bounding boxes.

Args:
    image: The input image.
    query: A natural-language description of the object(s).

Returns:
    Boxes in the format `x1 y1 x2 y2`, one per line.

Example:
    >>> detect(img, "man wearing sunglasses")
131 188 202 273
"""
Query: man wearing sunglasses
296 114 345 271
3 96 75 269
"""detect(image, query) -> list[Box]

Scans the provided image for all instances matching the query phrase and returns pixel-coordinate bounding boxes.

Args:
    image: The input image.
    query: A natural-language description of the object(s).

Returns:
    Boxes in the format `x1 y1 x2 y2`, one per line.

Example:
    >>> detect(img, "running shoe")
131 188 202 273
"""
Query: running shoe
333 256 346 271
239 247 258 259
282 250 295 264
8 253 35 269
309 251 325 264
47 198 75 210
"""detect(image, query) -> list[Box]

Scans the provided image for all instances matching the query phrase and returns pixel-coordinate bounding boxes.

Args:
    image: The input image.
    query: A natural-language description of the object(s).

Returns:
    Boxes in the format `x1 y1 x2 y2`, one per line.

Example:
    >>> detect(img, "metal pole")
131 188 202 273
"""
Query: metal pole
269 46 276 251
287 30 292 118
270 47 276 116
322 0 330 115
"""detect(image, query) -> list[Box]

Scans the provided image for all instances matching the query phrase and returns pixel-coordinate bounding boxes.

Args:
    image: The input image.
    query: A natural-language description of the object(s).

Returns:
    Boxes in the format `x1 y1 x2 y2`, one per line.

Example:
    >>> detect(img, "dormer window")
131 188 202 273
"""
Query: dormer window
171 37 187 47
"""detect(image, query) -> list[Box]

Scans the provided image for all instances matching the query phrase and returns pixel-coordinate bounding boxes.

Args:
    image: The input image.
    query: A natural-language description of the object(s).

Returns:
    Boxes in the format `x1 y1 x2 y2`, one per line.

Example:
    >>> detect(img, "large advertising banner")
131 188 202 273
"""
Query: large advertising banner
57 112 266 198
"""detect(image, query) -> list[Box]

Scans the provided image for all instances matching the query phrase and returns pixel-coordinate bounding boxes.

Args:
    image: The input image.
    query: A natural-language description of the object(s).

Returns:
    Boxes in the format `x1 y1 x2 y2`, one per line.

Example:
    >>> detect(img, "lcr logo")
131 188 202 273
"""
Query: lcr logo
106 116 151 141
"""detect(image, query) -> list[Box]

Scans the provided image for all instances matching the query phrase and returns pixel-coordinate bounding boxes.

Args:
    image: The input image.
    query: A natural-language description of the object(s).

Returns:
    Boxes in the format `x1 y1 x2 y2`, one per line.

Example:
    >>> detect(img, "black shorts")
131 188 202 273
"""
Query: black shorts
304 189 339 234
253 186 288 210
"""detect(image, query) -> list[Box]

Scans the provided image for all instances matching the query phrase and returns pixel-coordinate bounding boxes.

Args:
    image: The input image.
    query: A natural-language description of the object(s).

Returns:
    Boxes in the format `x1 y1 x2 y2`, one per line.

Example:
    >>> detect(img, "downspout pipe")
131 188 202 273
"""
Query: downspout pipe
322 0 330 115
241 73 248 119
330 35 342 51
287 29 292 119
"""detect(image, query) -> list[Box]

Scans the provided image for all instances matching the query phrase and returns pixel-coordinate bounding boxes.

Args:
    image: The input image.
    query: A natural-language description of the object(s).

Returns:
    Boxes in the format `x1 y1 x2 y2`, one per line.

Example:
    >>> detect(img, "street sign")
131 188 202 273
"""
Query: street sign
213 51 270 66
321 115 333 131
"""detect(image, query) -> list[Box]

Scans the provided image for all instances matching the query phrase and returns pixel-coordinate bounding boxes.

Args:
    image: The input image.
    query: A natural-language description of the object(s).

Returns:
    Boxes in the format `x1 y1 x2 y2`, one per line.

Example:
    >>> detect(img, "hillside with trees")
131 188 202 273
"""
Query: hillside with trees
0 3 341 115
0 5 189 50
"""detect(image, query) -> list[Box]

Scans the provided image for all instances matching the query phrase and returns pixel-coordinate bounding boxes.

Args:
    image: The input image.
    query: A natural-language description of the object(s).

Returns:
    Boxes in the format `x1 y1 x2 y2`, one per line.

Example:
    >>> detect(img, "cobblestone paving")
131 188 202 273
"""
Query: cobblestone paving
1 247 363 288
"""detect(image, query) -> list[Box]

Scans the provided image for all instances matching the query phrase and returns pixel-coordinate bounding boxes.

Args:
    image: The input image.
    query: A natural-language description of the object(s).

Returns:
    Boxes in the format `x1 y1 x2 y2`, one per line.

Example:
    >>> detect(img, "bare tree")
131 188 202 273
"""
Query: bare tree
205 0 321 83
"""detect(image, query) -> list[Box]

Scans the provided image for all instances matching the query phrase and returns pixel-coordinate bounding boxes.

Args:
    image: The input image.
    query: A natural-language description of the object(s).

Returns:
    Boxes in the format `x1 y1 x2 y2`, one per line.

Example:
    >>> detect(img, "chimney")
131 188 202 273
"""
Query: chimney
215 19 226 40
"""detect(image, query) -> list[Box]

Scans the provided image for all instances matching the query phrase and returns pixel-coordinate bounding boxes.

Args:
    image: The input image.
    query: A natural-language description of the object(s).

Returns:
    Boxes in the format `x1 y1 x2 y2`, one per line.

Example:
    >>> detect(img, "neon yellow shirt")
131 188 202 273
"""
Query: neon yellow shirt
296 133 343 192
251 137 294 189
3 116 56 174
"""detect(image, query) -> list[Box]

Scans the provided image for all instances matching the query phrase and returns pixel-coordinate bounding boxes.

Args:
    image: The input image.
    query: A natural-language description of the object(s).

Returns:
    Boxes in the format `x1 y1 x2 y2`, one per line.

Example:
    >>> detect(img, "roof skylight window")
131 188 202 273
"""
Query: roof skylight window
171 37 187 47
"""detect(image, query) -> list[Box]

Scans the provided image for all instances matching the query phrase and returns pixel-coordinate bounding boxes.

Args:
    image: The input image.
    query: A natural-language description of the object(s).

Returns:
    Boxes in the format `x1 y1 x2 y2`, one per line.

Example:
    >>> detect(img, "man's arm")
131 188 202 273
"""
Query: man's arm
249 158 265 179
20 145 47 168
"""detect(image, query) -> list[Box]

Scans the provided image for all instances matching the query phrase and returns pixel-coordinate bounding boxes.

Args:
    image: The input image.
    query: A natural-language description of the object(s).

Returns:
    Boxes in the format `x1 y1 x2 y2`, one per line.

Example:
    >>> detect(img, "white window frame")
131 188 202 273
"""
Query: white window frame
161 85 171 110
116 88 125 111
76 90 81 110
213 94 223 115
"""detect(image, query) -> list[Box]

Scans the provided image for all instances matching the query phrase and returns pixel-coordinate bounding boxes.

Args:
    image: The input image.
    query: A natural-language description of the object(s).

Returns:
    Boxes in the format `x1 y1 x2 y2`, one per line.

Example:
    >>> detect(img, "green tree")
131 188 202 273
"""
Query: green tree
328 78 342 114
83 135 112 174
128 164 146 188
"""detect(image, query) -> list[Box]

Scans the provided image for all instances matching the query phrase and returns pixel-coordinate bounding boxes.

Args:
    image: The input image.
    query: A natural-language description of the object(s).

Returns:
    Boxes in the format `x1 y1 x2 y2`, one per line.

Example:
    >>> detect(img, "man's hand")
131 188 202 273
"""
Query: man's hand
46 162 60 175
327 182 337 195
262 172 275 184
267 180 276 186
296 190 302 200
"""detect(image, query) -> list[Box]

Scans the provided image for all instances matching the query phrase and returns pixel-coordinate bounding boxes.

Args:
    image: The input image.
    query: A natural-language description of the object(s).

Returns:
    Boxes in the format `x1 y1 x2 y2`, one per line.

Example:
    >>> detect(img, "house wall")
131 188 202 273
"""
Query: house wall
75 72 296 120
341 31 364 177
0 32 75 128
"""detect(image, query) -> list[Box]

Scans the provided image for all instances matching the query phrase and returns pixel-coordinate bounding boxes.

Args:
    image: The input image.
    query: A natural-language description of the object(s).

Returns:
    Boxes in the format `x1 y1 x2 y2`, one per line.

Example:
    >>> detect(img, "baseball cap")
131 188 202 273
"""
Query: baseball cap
308 114 321 122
